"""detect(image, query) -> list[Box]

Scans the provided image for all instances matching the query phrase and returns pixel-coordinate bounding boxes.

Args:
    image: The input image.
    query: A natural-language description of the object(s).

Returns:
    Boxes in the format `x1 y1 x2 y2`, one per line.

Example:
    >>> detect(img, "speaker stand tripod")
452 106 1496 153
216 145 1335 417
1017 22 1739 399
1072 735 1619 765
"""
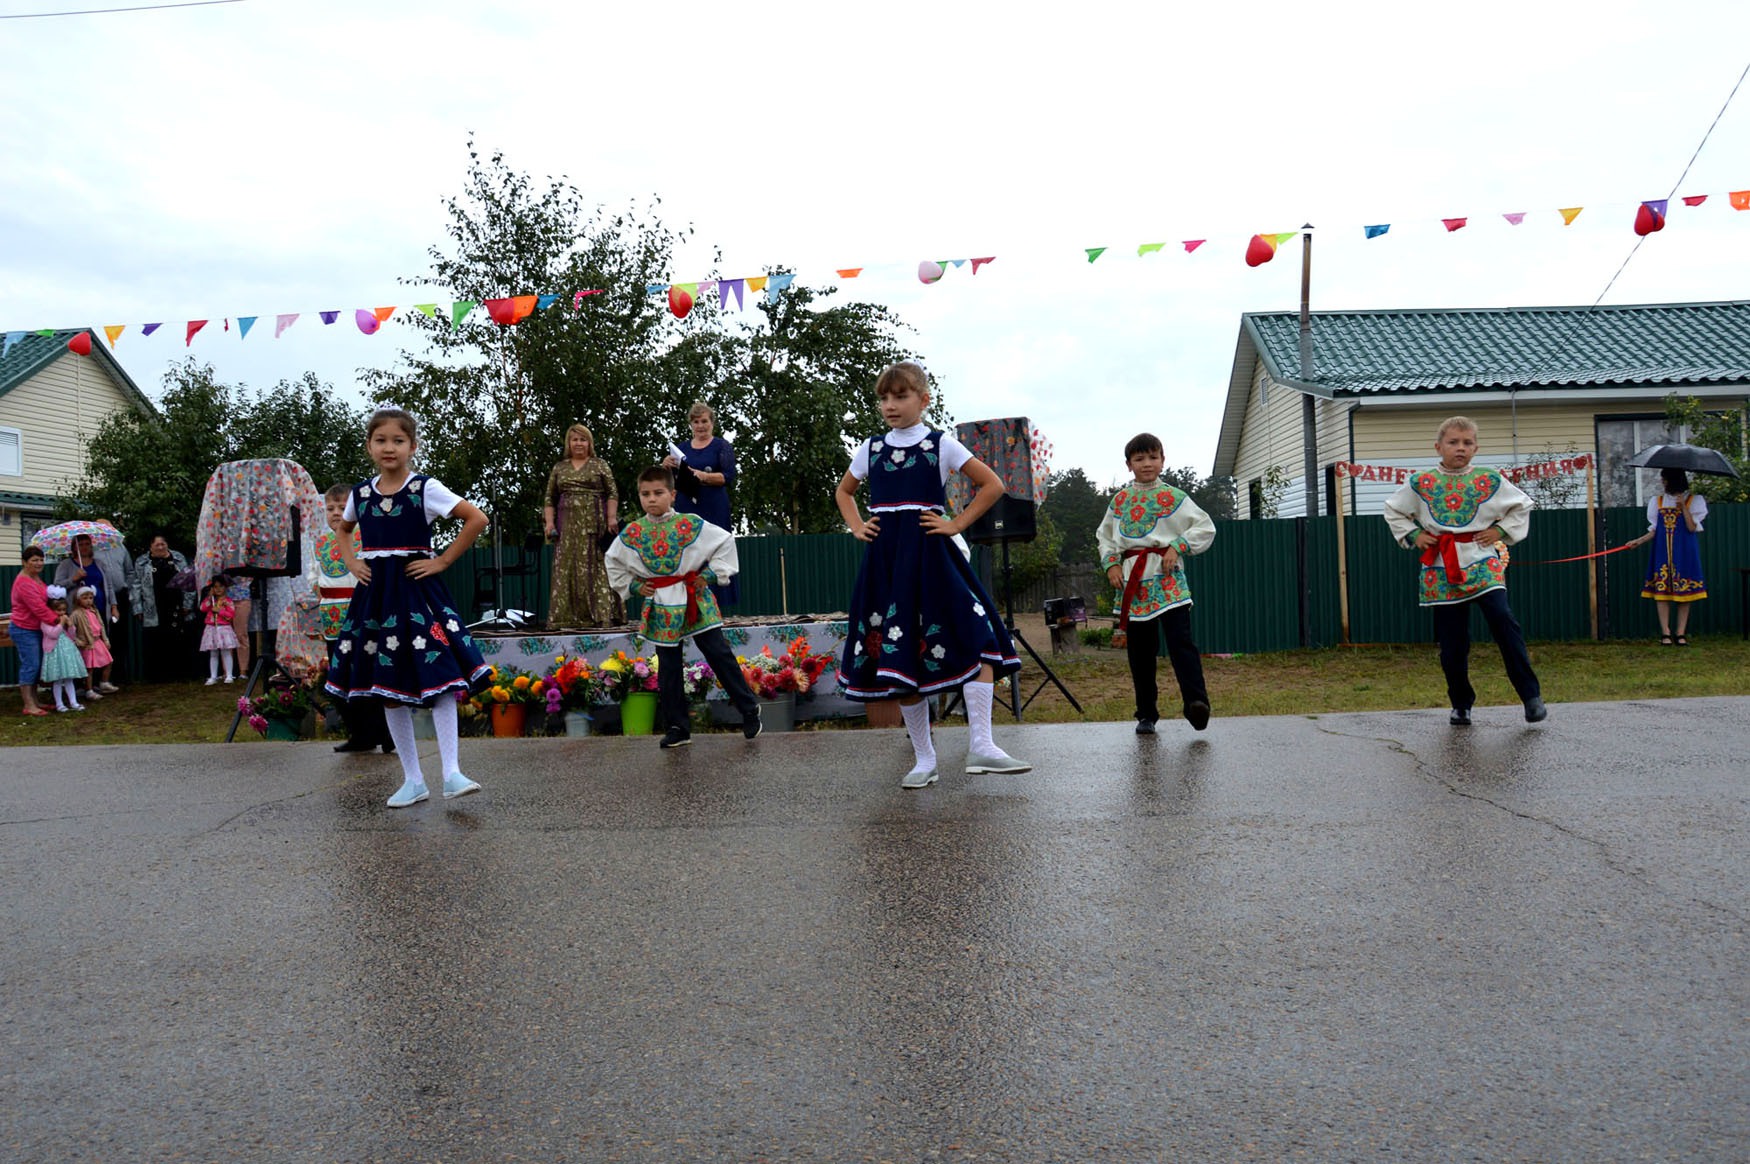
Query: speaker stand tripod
468 513 530 632
943 538 1084 721
225 577 289 742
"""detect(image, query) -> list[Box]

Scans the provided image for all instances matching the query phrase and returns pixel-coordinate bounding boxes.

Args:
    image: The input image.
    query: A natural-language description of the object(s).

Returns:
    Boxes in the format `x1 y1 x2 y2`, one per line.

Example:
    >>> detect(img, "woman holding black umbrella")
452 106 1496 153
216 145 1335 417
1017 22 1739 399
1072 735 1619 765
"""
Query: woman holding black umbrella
1625 467 1707 645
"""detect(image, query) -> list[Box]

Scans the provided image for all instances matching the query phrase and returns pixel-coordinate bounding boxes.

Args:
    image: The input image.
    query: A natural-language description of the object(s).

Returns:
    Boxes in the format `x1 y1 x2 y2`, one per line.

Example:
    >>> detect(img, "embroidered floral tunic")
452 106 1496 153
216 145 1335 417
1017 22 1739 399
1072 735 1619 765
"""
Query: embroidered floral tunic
603 511 734 646
1095 481 1216 621
1384 466 1532 606
314 528 360 640
323 474 490 706
838 425 1020 700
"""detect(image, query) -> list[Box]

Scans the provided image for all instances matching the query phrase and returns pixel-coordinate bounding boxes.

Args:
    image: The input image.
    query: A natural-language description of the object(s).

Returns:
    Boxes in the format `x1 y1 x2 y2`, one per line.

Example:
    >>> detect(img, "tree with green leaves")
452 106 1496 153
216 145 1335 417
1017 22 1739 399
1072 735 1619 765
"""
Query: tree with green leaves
60 360 370 552
1663 394 1750 503
1038 468 1112 569
726 276 937 533
364 140 703 541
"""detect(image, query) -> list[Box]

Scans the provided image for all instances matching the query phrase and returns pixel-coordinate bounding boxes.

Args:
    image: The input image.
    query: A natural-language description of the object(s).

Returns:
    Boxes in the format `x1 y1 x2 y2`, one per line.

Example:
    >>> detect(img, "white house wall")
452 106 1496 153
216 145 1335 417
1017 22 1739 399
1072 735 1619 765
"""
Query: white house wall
1231 359 1352 518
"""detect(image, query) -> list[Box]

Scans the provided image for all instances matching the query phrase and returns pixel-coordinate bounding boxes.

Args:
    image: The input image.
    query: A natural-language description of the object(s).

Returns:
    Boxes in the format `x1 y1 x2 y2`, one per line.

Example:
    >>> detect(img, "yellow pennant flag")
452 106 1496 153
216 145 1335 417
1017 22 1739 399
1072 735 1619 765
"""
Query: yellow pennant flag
103 325 125 349
746 276 768 292
1559 207 1583 225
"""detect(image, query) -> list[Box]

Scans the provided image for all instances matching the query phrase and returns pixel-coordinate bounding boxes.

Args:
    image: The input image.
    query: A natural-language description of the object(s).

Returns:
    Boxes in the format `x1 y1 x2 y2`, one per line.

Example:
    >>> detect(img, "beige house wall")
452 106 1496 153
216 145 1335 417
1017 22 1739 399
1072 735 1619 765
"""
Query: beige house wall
1350 403 1602 463
1231 359 1355 518
0 352 142 567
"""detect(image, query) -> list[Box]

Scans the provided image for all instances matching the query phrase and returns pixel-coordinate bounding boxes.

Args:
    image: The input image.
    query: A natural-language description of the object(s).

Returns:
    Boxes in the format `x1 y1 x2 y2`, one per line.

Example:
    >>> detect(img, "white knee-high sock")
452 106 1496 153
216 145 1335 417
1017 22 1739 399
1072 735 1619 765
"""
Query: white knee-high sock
53 680 69 710
966 681 997 756
382 705 424 785
209 650 220 680
900 700 936 770
433 697 460 777
65 680 83 709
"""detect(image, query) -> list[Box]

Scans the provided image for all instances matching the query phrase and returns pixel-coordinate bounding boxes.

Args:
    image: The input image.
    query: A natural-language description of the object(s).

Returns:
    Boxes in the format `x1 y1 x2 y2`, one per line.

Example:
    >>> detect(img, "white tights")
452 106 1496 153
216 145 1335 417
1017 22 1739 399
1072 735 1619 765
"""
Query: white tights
207 649 234 681
382 698 462 787
53 679 82 711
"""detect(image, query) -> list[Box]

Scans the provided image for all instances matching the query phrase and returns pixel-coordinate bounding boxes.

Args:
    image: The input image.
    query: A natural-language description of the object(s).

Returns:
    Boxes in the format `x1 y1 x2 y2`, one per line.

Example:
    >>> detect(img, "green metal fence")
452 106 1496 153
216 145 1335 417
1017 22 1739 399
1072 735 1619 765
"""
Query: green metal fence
9 506 1748 685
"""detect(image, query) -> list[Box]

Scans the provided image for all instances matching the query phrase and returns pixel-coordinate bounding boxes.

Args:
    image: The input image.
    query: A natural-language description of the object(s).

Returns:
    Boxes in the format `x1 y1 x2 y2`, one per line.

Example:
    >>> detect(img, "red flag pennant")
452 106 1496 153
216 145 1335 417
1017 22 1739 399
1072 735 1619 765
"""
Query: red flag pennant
970 256 995 274
186 320 207 346
1442 217 1467 232
484 296 538 325
1682 195 1708 207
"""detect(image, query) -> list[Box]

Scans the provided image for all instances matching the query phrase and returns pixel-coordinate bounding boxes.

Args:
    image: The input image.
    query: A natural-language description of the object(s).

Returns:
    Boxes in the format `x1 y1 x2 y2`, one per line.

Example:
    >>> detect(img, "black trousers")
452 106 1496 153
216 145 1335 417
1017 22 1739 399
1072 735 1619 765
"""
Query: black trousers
1125 605 1208 722
335 693 391 746
656 627 761 733
1430 587 1541 711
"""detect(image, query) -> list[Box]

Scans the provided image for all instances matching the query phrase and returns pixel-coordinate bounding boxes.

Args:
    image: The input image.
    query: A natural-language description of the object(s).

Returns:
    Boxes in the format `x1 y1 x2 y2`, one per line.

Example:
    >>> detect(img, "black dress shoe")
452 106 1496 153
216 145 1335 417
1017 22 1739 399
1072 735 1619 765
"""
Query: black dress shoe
1449 707 1472 727
1523 697 1548 723
380 741 396 754
659 727 692 749
1135 718 1157 736
1184 700 1211 731
332 739 375 753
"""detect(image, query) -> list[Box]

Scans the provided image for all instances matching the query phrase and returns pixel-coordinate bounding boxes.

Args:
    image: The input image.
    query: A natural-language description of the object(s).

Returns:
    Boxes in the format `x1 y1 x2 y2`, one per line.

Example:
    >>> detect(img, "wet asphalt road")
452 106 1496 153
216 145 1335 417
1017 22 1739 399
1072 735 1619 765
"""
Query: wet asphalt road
2 698 1746 1163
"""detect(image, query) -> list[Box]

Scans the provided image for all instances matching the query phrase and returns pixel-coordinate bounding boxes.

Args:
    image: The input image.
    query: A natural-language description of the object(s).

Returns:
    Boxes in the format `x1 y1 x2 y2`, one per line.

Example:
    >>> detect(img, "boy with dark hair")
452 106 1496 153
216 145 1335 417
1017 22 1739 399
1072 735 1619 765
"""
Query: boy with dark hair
605 465 763 748
1096 432 1216 735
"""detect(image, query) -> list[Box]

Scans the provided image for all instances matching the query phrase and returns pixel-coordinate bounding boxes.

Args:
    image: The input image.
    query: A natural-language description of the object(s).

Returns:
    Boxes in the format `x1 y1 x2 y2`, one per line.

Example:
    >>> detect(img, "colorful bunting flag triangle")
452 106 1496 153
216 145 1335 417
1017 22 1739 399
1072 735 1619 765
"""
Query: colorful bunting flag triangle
237 316 257 339
1182 240 1204 253
413 304 437 318
1681 195 1708 207
1363 224 1390 239
1442 218 1467 232
835 268 862 278
1084 247 1106 263
1730 190 1749 211
1502 212 1526 225
1559 207 1583 226
451 301 476 328
746 276 768 293
103 325 124 348
275 313 298 338
319 311 339 325
141 323 161 336
1137 243 1164 256
186 320 207 346
970 257 995 274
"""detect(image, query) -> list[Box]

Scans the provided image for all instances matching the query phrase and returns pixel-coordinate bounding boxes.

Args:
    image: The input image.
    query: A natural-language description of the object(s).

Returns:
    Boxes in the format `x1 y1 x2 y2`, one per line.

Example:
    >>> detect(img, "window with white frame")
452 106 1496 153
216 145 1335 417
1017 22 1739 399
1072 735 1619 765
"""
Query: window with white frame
0 427 20 476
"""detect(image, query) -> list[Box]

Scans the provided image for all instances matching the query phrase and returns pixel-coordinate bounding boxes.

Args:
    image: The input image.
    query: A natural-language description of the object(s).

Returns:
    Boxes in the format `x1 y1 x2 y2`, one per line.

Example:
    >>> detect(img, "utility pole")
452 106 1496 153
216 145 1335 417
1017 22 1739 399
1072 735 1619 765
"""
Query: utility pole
1299 225 1317 518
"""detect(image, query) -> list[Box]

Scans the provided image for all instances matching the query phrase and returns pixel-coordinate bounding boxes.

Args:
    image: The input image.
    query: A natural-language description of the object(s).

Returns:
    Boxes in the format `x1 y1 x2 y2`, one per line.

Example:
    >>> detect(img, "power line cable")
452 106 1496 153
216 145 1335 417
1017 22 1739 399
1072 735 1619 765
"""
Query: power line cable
0 0 245 19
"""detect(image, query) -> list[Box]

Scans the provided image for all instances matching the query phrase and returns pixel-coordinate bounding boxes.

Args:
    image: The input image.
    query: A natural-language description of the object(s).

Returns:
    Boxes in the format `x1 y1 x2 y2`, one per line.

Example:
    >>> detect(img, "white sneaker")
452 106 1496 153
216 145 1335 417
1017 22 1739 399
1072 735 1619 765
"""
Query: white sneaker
386 779 429 808
441 771 481 799
900 765 939 790
98 682 120 694
224 677 235 684
965 750 1032 775
205 678 218 686
84 690 103 701
70 704 85 712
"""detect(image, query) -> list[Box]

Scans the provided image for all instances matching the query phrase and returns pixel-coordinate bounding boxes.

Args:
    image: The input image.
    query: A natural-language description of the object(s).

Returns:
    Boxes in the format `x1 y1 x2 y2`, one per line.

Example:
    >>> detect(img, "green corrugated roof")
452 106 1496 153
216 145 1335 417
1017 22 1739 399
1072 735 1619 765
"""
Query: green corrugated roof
0 490 57 510
0 328 157 415
1244 300 1750 394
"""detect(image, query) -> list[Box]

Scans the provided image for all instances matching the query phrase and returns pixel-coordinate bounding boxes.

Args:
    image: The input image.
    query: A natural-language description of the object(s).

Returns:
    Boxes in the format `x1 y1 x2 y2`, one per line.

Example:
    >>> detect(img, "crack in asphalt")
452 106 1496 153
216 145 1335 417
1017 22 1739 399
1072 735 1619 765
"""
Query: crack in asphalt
1311 720 1750 928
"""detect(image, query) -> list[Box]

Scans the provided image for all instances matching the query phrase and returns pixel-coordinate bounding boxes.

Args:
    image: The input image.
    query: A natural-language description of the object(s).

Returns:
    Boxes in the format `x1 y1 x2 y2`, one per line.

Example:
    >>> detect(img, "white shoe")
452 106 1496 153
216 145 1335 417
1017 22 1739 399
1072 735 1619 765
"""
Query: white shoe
70 704 85 712
84 690 103 700
386 779 429 808
205 678 218 686
98 682 120 694
900 765 939 790
224 677 235 684
441 771 481 799
965 750 1032 774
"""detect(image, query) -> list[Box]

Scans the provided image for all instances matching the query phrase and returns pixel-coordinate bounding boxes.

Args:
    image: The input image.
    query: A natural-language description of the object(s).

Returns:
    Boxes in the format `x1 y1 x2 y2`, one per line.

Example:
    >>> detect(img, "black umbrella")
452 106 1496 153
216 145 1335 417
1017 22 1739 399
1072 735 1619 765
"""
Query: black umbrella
1627 443 1740 479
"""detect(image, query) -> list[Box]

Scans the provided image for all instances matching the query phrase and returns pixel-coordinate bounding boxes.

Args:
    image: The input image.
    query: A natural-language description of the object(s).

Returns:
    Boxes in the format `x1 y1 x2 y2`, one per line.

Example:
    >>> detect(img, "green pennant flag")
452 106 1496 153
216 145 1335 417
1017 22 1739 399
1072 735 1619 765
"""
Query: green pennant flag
414 304 438 318
1085 247 1106 263
451 301 477 328
1269 232 1299 247
1137 243 1165 256
35 328 54 337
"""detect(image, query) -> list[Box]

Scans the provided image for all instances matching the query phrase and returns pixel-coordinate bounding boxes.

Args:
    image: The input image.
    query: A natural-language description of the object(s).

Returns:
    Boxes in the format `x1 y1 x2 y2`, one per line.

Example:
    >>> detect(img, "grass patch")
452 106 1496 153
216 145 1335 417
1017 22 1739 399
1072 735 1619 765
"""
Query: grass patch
6 635 1750 745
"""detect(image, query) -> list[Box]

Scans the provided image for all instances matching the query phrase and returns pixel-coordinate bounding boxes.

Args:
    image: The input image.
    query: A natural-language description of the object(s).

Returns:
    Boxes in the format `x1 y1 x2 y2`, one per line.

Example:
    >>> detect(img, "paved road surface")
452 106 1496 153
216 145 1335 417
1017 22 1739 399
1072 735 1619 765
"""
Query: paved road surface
2 698 1745 1162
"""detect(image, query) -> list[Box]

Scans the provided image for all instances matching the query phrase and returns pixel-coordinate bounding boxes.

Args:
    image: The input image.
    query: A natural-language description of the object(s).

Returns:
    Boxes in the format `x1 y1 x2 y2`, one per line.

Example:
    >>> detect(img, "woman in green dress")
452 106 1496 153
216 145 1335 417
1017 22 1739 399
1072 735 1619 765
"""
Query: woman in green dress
542 424 622 628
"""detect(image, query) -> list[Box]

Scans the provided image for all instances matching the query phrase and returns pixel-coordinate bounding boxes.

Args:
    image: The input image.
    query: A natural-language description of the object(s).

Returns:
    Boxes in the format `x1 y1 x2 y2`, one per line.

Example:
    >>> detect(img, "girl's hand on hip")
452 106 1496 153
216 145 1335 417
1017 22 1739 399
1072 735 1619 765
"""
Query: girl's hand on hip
851 515 880 542
405 558 445 580
919 512 959 537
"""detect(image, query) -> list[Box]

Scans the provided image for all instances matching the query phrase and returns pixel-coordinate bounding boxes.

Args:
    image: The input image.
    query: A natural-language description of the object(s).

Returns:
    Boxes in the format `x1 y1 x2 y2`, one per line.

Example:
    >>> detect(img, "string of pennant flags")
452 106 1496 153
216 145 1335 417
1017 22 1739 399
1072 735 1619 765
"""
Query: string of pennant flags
6 185 1746 358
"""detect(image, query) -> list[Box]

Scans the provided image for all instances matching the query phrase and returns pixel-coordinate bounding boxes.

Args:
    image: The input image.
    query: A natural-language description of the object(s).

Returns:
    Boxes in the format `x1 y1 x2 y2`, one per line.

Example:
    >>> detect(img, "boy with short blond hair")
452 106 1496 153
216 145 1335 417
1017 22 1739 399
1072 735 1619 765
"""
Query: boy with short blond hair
1383 416 1546 725
1096 432 1216 735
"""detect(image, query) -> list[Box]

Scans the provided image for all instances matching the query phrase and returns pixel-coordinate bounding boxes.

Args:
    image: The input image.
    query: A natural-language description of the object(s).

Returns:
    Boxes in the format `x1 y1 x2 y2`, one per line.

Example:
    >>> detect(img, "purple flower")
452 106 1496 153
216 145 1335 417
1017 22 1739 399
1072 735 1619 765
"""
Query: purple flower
248 714 268 734
236 696 252 713
545 688 562 711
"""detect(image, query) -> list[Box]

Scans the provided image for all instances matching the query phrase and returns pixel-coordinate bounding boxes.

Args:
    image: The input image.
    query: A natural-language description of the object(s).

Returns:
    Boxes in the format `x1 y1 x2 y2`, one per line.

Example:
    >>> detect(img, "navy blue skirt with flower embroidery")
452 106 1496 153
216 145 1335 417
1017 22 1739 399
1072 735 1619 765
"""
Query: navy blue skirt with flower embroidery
839 509 1020 700
323 558 491 706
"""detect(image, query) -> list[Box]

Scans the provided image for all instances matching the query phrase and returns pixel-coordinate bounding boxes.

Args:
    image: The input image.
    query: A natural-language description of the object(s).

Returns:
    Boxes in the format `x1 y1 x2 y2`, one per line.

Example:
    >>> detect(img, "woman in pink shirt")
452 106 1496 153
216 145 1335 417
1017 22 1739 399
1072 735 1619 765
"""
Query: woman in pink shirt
10 545 55 716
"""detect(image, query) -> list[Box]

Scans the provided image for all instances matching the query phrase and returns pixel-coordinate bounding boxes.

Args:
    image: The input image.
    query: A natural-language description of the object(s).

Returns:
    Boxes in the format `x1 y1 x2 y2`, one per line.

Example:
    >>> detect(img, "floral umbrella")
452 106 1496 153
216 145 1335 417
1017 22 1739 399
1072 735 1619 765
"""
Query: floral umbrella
28 519 125 559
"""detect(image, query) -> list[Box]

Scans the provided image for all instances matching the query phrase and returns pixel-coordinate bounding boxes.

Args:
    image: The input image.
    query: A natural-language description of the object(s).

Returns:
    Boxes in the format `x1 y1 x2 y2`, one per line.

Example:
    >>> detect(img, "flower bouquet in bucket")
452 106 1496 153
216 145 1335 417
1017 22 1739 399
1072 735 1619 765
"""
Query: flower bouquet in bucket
738 635 833 701
240 678 328 740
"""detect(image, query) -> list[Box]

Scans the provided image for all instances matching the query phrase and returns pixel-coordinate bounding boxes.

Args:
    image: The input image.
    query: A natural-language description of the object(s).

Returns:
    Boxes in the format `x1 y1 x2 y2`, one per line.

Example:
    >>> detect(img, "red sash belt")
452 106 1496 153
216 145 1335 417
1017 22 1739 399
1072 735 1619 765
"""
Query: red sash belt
647 571 705 627
1420 531 1482 584
1117 547 1171 634
318 586 353 601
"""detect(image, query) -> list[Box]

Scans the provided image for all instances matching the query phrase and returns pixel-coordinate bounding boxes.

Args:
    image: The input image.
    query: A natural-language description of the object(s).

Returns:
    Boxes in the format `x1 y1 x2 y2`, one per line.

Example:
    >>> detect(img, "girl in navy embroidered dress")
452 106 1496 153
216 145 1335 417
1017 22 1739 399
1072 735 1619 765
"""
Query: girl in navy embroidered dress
325 408 491 808
836 362 1028 789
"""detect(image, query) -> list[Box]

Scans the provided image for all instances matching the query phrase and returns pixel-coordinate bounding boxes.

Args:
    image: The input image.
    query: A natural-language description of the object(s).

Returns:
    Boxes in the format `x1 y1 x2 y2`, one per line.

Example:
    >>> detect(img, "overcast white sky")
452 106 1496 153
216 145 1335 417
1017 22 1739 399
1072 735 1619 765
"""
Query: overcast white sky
3 0 1748 488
